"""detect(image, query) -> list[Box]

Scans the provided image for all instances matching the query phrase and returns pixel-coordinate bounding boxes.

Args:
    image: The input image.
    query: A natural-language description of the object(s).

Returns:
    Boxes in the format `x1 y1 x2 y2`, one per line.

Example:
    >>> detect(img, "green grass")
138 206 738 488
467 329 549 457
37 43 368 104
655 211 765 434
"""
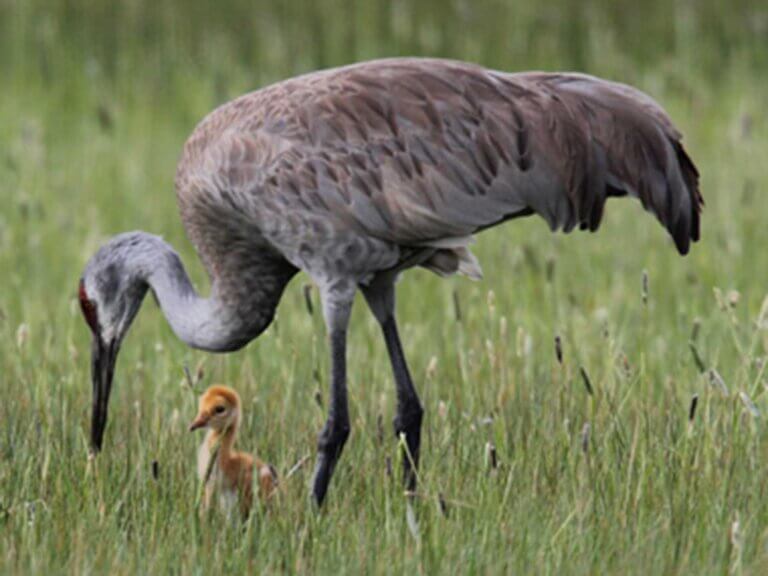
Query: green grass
1 1 768 574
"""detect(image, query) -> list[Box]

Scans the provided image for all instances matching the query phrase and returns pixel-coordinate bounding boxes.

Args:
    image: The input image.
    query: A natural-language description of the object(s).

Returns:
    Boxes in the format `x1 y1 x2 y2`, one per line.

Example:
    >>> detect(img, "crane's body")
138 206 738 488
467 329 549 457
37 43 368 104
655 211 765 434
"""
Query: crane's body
79 58 702 506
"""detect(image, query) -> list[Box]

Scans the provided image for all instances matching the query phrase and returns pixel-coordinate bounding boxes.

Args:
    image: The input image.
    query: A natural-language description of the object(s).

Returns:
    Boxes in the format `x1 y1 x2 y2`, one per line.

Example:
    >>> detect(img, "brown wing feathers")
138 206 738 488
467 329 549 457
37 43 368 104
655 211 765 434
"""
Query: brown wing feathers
371 63 703 253
180 59 701 259
525 73 702 253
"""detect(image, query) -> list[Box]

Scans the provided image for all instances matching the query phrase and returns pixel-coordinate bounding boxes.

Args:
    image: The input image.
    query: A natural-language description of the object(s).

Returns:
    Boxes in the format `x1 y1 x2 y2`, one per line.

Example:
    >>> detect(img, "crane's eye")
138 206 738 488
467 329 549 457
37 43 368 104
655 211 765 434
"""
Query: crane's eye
214 405 226 414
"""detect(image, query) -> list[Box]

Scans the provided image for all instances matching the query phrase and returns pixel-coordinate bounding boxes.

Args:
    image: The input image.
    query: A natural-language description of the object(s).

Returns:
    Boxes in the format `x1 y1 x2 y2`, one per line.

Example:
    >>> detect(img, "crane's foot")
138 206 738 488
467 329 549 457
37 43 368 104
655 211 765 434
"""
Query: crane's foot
395 405 424 493
311 418 350 507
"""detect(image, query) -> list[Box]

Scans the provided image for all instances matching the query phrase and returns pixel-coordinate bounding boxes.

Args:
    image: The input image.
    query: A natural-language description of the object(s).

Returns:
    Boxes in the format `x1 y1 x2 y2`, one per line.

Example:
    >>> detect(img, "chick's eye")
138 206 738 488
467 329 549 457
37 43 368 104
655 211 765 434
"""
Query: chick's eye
214 405 226 414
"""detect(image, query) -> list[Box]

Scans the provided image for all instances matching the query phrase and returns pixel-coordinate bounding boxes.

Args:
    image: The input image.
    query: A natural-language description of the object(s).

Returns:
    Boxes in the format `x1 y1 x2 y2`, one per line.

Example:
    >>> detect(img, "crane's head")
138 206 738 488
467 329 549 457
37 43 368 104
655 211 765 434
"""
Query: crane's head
189 385 242 434
79 233 151 453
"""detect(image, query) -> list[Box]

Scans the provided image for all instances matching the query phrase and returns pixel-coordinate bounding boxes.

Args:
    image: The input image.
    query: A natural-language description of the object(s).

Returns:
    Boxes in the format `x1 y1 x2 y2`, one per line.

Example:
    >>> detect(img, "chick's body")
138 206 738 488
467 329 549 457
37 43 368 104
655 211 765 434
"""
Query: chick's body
190 385 277 518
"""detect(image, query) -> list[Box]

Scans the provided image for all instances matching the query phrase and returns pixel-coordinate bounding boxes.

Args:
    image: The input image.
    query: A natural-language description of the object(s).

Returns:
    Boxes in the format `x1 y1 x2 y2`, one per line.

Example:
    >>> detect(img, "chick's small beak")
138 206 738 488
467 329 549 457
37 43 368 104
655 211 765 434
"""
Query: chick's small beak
189 414 208 432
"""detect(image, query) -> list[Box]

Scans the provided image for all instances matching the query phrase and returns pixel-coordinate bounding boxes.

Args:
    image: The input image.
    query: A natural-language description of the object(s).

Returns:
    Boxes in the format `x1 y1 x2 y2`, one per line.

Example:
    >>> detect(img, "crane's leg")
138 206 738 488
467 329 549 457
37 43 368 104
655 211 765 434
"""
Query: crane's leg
362 278 424 492
311 281 355 506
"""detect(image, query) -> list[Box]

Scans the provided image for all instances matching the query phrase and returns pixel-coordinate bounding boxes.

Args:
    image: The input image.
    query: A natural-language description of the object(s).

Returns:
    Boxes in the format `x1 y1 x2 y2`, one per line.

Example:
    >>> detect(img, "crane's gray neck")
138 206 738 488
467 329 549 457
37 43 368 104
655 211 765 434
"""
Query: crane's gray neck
110 232 279 352
146 246 249 352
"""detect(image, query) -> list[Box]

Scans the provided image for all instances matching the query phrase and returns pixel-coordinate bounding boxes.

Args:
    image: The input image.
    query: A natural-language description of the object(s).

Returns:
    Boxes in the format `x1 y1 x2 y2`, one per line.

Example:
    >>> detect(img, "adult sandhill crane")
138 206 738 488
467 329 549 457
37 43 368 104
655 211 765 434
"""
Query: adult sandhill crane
79 58 702 506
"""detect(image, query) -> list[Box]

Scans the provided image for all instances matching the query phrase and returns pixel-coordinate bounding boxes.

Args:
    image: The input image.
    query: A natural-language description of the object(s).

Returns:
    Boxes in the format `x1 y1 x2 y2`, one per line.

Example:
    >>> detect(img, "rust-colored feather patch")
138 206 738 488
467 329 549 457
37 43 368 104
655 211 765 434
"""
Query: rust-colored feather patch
78 279 98 333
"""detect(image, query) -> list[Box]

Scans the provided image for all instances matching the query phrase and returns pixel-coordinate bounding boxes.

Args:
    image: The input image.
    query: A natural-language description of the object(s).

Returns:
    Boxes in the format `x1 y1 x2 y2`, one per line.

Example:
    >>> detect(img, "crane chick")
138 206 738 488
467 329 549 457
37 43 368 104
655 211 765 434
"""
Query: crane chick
189 385 277 519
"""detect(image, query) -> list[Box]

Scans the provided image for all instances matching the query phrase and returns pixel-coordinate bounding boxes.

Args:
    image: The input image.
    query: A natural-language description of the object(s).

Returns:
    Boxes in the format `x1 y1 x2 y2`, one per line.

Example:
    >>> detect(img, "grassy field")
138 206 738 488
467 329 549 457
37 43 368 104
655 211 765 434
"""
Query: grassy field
1 1 768 573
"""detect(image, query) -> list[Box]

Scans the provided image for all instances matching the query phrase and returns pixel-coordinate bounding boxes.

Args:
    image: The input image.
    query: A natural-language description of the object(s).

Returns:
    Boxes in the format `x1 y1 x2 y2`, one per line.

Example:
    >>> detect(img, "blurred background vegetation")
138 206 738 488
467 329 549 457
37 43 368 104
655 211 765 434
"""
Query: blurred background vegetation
3 0 767 82
3 0 767 121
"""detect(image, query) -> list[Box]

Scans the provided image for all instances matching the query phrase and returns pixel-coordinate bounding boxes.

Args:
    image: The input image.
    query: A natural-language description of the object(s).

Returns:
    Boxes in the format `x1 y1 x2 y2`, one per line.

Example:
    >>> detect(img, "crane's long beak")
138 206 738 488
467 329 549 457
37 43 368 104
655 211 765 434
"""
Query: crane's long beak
90 335 119 454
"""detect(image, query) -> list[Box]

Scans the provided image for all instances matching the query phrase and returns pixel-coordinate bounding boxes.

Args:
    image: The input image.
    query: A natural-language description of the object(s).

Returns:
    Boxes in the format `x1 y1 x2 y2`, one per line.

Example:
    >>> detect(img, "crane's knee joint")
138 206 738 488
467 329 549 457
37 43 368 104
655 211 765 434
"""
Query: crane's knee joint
317 418 351 453
393 403 424 437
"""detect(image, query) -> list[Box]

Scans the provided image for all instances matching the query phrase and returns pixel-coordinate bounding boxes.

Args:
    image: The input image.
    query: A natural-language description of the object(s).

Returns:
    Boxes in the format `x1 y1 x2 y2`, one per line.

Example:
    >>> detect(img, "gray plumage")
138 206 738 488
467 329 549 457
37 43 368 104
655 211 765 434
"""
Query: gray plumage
79 58 702 505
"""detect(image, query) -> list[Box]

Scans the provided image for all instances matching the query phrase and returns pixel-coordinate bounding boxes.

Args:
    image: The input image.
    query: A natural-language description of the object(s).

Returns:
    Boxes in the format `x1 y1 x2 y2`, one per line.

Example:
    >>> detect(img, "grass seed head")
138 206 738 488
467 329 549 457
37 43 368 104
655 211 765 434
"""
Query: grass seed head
195 360 205 385
426 356 438 380
730 515 741 548
182 364 195 391
642 269 649 305
485 442 498 471
620 352 632 376
486 339 496 367
581 422 591 454
453 289 462 323
579 366 594 396
516 326 527 358
689 394 699 422
487 289 496 316
438 493 449 517
691 318 702 342
376 413 384 445
708 369 729 396
689 342 707 373
739 391 760 418
555 335 563 365
15 323 29 350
